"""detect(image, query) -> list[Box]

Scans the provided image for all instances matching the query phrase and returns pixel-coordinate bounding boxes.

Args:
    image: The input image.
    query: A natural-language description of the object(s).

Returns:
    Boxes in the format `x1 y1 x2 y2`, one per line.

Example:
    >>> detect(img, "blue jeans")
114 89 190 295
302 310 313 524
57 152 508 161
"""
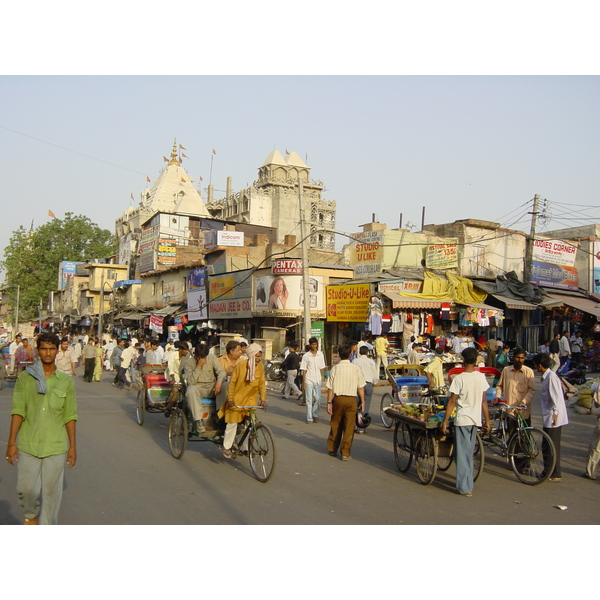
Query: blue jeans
305 383 322 421
454 425 477 494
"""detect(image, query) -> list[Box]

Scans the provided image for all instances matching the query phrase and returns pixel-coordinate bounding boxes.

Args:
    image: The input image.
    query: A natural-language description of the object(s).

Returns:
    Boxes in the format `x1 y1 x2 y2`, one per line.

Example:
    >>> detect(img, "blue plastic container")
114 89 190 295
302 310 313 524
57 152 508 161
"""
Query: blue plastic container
394 376 429 386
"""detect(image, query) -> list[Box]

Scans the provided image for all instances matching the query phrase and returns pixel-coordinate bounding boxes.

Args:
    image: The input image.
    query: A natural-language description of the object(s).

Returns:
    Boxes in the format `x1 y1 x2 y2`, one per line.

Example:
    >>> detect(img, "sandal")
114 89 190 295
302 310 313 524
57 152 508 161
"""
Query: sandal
221 447 232 459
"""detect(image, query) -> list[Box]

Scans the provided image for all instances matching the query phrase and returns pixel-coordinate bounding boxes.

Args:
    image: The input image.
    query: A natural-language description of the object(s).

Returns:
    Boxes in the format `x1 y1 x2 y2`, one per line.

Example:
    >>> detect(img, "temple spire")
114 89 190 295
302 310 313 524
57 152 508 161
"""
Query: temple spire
168 139 180 165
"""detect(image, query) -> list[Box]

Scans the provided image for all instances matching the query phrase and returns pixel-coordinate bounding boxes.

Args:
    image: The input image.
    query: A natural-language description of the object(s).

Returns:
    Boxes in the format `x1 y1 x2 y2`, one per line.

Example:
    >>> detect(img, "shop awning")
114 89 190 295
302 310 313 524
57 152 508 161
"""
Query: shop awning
381 291 453 309
485 293 538 310
114 311 150 320
545 293 600 317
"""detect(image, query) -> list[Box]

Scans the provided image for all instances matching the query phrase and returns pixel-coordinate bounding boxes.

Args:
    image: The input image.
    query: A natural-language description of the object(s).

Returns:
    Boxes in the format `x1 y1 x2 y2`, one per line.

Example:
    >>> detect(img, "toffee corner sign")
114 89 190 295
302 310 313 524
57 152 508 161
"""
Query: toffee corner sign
272 258 303 275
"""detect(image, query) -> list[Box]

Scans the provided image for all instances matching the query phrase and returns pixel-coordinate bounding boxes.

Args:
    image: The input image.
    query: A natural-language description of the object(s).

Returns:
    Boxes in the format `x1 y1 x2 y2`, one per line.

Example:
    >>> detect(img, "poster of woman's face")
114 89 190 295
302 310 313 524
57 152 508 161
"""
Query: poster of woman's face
254 275 323 311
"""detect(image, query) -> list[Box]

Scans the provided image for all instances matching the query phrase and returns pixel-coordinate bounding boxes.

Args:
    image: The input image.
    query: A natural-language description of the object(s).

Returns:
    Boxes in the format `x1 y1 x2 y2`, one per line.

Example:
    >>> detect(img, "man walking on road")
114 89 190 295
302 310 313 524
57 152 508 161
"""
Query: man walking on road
55 336 77 376
82 338 97 382
300 337 326 423
5 332 77 525
374 333 389 379
326 343 365 461
353 345 378 432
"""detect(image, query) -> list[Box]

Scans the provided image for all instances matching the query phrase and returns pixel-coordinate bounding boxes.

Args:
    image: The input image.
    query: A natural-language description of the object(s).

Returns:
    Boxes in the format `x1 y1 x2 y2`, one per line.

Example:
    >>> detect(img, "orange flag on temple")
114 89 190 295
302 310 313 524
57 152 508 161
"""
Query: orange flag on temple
130 193 134 200
179 144 187 150
199 176 203 181
181 152 188 159
146 176 151 182
48 210 56 218
181 177 186 182
212 149 216 155
163 156 169 162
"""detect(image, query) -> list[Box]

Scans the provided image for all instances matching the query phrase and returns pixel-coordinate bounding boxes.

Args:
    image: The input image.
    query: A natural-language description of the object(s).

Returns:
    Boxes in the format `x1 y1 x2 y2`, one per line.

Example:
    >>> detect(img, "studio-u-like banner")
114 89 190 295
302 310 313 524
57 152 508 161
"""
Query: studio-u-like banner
531 238 578 291
326 283 371 322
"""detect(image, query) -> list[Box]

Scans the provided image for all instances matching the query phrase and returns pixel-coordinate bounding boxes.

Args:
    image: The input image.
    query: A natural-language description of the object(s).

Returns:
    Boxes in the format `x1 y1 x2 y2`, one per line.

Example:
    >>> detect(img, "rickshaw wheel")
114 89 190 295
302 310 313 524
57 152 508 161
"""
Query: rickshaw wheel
248 423 276 482
380 393 395 429
168 408 188 459
414 431 438 485
393 421 412 472
136 388 145 426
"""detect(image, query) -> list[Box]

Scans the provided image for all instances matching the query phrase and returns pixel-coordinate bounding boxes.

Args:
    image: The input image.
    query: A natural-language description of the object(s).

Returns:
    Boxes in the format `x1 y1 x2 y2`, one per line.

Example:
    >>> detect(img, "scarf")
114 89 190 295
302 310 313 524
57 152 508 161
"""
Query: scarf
245 343 262 382
26 360 48 395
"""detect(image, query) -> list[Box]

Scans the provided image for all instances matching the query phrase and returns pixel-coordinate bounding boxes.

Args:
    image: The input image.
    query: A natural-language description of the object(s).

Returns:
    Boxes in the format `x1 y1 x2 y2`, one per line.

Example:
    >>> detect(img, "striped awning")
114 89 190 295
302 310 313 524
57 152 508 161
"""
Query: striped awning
381 291 453 309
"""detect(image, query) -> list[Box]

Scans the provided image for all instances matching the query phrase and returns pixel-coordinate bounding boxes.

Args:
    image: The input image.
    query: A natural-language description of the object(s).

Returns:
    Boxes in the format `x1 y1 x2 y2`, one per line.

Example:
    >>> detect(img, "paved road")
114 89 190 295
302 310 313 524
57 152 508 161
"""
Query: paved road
1 369 598 525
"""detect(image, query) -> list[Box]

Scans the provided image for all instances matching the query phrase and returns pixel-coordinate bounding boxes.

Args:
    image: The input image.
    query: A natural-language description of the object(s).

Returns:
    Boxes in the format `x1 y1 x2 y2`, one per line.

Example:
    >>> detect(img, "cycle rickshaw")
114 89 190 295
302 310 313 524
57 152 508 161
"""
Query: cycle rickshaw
136 363 276 482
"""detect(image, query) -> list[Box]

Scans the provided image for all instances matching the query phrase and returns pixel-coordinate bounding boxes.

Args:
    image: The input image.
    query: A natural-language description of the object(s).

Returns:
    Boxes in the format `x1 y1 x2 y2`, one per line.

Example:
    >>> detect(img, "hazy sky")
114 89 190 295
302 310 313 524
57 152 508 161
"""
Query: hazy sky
1 75 598 266
1 4 598 279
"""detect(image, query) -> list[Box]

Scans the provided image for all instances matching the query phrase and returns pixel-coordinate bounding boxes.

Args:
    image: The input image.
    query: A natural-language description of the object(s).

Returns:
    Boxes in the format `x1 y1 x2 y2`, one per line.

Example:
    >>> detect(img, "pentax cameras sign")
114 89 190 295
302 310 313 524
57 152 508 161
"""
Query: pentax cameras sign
272 259 303 275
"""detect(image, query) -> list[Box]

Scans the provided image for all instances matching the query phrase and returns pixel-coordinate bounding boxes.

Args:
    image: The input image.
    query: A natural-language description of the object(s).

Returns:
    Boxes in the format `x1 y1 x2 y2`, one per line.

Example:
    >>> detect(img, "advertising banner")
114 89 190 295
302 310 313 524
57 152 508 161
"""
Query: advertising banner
272 258 303 275
594 241 600 295
349 230 384 277
187 267 207 321
150 314 164 334
187 288 208 321
157 237 177 265
204 230 244 250
326 284 371 322
254 275 323 311
425 244 458 269
208 270 253 319
531 238 578 290
378 279 423 294
58 261 83 290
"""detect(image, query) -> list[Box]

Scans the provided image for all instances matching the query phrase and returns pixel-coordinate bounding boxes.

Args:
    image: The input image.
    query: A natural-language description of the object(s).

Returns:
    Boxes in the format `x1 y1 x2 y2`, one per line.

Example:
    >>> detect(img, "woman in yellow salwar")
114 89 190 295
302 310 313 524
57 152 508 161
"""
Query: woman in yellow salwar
218 343 266 458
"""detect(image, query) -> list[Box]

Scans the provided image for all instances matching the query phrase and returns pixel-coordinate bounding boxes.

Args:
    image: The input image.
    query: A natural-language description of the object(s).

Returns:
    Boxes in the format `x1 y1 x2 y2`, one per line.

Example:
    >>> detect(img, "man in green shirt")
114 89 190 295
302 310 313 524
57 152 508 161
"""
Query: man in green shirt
5 332 77 525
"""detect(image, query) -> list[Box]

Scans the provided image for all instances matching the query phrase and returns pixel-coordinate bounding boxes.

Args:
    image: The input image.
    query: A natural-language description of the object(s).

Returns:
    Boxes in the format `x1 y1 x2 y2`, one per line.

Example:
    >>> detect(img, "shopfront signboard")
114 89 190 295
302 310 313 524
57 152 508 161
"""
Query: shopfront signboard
326 283 371 322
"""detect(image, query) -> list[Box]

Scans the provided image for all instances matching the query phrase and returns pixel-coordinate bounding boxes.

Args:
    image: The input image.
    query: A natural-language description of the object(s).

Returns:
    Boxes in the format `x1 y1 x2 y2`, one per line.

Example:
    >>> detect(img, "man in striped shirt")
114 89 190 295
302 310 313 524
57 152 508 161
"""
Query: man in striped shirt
326 343 365 461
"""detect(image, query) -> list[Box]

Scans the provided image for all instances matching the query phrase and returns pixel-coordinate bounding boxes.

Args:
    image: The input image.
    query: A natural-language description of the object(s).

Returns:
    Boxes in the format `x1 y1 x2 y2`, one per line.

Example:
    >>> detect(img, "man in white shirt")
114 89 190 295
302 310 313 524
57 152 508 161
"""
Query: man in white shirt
442 347 490 496
145 340 162 365
116 341 135 390
353 346 378 423
300 337 326 424
558 331 571 370
8 334 22 374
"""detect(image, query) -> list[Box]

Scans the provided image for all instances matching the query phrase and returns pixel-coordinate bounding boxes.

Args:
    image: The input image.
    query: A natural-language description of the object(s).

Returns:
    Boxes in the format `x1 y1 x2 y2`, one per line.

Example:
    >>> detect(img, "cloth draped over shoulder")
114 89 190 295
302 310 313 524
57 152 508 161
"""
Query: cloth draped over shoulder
217 358 266 424
395 271 487 305
26 360 47 394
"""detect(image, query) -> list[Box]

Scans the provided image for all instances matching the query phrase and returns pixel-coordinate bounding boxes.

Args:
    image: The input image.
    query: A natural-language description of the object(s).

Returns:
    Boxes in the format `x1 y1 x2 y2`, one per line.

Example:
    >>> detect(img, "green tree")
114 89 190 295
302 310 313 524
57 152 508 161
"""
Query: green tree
1 213 117 319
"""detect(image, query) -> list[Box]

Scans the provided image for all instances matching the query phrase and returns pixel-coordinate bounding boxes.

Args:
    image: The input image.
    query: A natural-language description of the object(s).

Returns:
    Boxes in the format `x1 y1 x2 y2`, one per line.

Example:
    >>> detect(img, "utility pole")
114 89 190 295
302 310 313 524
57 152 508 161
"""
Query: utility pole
298 177 312 346
97 269 105 341
524 194 540 284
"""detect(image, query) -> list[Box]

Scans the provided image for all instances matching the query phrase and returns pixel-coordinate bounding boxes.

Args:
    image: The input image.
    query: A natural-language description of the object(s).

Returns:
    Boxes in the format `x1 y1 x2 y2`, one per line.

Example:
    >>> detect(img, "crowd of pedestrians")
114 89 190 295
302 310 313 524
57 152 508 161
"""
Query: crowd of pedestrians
3 327 600 525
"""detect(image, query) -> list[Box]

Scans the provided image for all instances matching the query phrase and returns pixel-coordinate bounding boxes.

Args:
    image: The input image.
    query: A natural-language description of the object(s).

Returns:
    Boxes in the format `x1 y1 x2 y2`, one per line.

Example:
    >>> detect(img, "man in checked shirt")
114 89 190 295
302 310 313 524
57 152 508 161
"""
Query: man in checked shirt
326 343 365 461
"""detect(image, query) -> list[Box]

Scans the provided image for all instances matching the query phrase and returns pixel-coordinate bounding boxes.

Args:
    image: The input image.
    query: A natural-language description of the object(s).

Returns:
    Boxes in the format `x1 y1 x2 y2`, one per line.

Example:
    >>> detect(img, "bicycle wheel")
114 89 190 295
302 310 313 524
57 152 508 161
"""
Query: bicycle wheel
473 432 484 482
168 408 188 459
136 388 145 426
380 393 395 429
414 431 438 485
248 423 276 482
508 428 555 485
393 421 412 472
